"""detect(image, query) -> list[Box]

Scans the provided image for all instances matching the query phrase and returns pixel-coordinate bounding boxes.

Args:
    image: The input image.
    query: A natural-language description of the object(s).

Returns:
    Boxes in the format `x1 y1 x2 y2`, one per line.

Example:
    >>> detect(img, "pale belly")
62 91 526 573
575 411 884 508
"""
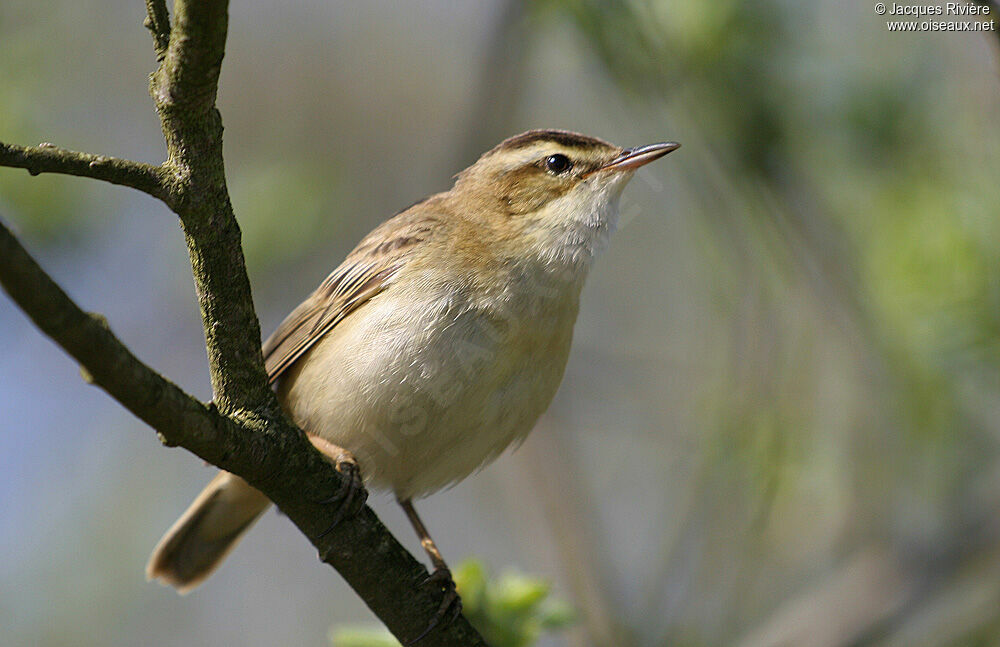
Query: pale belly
277 287 578 499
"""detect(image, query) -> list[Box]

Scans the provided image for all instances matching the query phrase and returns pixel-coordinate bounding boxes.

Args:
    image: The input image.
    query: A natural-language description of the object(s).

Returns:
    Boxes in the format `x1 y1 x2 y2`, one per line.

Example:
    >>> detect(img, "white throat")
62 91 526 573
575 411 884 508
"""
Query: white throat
531 173 631 276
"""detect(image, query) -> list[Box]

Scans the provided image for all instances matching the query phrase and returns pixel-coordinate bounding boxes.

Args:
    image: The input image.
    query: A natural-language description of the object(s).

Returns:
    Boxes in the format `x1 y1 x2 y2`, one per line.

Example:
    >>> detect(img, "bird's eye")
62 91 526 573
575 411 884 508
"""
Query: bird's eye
545 154 572 175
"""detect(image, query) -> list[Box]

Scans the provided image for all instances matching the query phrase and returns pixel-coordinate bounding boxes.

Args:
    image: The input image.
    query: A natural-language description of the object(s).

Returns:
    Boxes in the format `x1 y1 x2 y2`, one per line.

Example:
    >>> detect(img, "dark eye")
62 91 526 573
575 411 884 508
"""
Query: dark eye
545 154 572 175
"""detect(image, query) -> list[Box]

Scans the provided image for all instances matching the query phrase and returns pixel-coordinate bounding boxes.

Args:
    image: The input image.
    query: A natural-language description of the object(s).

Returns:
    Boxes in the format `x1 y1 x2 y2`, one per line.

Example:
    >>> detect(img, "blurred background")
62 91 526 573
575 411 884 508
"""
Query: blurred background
2 1 1000 645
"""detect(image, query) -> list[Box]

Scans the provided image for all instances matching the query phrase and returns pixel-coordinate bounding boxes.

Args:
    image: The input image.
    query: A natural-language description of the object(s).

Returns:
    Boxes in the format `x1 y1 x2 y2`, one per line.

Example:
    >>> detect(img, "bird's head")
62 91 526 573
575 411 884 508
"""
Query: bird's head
453 129 679 269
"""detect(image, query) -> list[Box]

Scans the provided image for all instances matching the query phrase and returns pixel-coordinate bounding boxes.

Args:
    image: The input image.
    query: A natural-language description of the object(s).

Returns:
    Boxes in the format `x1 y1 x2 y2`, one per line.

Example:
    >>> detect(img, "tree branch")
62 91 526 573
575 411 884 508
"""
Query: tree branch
150 0 273 415
0 216 487 645
0 0 490 643
144 0 487 642
0 141 168 203
0 216 259 468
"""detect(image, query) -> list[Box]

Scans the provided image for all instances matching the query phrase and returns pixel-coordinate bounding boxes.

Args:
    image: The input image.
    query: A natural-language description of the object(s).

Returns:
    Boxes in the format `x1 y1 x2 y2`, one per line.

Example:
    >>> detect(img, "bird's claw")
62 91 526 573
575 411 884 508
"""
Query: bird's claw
407 566 462 645
318 454 367 537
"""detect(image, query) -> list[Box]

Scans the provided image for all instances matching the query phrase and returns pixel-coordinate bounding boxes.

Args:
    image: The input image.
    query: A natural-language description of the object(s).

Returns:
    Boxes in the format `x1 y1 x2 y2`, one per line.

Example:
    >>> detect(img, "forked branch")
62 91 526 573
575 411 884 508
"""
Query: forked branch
0 0 488 644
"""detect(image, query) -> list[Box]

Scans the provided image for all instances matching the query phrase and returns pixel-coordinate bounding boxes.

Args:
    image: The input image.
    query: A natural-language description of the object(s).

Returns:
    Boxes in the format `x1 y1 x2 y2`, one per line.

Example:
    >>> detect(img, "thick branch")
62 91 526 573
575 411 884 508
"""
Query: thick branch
157 0 228 116
0 141 168 203
0 217 244 464
0 216 487 645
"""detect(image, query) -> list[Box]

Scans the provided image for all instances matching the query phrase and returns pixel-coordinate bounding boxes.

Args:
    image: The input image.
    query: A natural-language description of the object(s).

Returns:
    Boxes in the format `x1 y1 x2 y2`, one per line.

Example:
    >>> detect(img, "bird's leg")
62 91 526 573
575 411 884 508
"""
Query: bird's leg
308 435 367 535
398 497 462 643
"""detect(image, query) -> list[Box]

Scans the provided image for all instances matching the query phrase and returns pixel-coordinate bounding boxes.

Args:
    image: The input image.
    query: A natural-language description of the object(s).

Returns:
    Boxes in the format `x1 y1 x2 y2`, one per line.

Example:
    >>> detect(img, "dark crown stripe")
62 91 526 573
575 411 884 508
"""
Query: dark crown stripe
492 129 614 154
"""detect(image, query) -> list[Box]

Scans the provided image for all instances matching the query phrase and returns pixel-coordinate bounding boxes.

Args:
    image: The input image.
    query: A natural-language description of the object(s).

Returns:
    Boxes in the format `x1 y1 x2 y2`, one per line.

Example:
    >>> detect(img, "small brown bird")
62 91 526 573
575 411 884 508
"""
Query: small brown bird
147 129 678 606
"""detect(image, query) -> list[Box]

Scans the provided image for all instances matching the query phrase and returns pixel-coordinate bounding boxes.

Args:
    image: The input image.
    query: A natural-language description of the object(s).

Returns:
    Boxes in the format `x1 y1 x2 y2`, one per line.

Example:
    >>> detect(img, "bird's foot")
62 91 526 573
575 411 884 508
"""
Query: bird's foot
407 566 463 645
308 436 368 536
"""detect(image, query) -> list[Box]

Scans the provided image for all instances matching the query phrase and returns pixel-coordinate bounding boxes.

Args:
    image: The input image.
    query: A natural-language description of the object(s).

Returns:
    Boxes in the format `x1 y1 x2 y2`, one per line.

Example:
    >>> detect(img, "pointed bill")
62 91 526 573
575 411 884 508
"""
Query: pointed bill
599 142 680 173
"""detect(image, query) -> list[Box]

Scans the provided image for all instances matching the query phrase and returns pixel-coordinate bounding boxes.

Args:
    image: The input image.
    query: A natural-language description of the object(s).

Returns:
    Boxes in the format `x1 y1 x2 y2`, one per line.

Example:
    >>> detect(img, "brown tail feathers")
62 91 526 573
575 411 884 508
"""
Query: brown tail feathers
146 471 270 594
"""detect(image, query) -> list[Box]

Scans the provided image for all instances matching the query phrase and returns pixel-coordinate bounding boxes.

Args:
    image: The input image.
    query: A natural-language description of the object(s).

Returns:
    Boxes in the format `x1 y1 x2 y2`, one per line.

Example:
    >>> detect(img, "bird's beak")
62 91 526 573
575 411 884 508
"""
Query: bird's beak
597 142 681 173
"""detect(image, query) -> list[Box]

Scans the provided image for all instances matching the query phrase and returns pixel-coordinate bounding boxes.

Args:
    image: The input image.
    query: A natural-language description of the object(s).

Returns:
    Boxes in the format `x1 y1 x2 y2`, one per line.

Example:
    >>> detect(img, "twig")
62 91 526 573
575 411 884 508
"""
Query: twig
0 141 168 204
144 0 171 61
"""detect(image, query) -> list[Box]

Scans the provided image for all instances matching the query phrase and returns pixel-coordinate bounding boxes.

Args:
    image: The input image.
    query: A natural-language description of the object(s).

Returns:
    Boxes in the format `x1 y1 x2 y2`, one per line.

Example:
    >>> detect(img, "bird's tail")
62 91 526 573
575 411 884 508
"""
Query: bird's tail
146 471 271 594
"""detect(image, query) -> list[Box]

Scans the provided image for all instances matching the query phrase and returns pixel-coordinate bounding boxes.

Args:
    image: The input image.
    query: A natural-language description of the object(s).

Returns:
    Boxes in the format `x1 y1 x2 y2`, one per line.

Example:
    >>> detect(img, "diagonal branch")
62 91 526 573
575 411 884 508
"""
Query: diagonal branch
0 216 243 466
0 141 169 204
0 213 488 645
1 0 491 643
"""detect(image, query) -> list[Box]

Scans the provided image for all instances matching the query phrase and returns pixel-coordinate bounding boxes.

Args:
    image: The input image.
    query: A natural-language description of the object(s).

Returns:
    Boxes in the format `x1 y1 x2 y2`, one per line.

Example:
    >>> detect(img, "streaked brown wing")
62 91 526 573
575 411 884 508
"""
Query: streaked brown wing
261 208 437 383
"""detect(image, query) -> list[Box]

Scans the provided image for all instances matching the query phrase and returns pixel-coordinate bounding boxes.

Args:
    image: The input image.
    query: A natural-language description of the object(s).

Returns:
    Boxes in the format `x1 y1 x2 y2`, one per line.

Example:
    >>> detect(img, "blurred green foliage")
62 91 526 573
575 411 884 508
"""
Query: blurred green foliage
0 1 112 240
548 0 999 472
230 160 349 270
329 560 575 647
536 0 793 173
0 92 99 241
531 1 1000 643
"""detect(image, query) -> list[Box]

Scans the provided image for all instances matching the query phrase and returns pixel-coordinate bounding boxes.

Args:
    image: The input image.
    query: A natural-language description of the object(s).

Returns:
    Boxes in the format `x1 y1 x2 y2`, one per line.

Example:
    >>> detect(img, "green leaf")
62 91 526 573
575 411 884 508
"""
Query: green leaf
492 573 549 614
329 559 575 647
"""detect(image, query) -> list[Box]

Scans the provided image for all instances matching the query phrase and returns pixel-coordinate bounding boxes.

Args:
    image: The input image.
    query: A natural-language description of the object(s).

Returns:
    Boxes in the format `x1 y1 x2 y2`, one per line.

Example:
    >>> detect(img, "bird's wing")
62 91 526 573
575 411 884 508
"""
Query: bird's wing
262 208 438 383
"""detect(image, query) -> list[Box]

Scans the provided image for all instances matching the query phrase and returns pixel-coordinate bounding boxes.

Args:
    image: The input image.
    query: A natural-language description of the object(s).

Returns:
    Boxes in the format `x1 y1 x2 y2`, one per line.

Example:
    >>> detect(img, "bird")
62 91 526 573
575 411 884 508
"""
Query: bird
147 129 679 615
